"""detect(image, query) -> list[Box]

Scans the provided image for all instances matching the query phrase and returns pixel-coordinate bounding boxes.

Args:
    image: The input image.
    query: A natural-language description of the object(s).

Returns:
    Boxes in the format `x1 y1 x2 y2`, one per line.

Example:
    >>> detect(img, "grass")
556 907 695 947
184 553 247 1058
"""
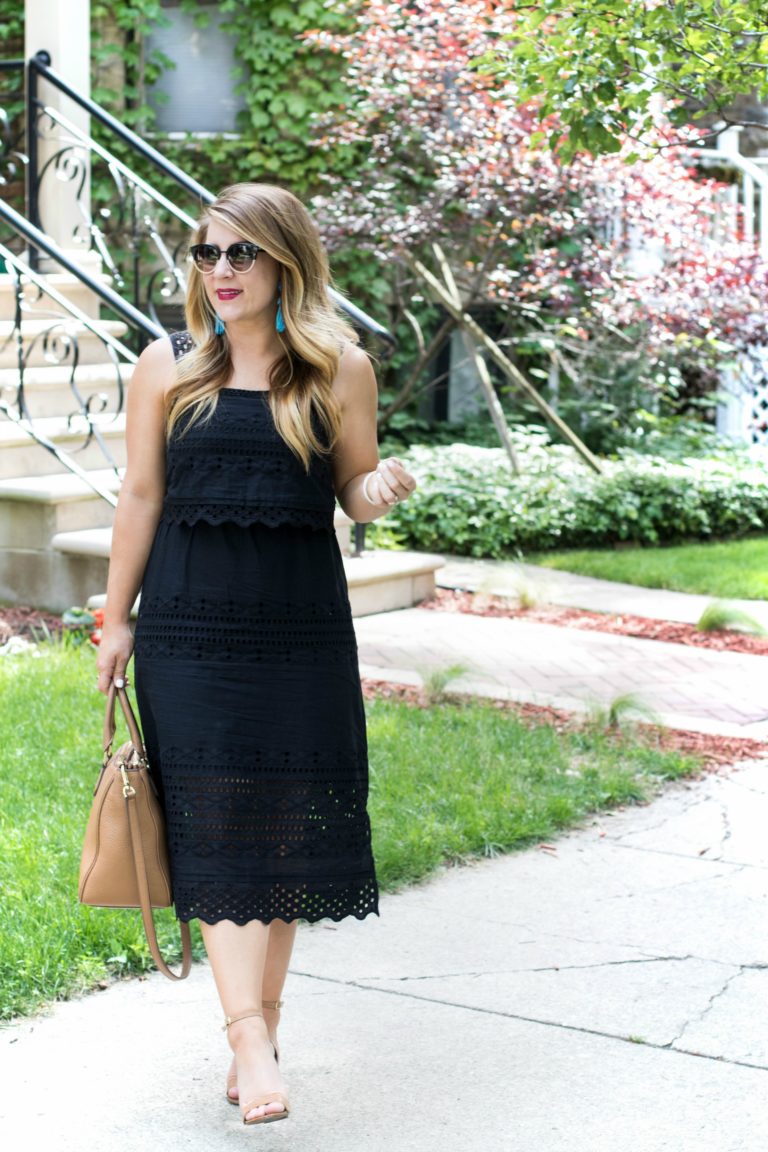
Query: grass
0 648 699 1020
530 536 768 600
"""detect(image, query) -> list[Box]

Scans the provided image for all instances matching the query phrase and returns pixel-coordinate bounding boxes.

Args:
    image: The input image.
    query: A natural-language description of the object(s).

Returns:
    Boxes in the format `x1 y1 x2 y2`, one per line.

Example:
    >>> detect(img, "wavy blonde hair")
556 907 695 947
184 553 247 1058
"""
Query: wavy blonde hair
165 183 359 470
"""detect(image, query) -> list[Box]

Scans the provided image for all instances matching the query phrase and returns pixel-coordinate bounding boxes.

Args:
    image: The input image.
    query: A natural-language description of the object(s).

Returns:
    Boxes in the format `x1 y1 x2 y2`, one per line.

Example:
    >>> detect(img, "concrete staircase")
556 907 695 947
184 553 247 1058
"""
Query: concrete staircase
0 270 443 614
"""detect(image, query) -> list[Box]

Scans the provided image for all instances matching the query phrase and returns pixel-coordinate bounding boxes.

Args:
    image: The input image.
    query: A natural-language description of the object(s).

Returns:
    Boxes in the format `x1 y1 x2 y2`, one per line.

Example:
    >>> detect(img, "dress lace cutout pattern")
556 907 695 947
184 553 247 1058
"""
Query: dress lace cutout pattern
158 744 378 924
136 593 360 666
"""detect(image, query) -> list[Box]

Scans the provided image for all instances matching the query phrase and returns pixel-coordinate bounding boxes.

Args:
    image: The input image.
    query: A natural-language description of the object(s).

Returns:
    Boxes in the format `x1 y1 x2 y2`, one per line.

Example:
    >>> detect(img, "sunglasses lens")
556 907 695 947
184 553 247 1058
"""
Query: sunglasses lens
229 244 257 272
192 245 219 272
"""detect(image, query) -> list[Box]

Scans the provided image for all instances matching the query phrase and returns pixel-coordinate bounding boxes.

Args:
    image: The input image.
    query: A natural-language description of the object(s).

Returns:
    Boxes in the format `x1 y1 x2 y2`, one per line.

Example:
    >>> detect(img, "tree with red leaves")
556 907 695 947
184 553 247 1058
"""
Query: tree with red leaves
307 1 768 447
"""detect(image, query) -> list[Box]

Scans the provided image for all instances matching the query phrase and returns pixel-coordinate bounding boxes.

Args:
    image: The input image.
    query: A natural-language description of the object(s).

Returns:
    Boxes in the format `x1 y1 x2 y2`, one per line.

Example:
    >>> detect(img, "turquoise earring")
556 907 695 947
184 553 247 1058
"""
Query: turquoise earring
275 284 286 334
214 314 225 336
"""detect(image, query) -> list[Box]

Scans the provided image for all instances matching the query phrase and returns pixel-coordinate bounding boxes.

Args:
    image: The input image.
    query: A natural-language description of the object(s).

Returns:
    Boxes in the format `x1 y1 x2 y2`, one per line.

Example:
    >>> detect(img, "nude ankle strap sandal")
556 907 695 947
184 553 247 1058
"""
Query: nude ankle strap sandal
222 1007 290 1125
224 1000 284 1105
261 999 283 1062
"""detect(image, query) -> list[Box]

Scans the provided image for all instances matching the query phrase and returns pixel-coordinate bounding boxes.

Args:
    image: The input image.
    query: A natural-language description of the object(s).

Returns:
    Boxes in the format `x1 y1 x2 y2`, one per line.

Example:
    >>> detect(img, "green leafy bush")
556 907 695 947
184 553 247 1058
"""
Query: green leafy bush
370 431 768 557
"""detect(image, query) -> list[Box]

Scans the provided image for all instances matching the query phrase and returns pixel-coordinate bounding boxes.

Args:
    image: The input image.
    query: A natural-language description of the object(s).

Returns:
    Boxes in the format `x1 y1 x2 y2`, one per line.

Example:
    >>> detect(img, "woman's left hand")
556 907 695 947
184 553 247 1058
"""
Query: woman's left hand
367 456 417 507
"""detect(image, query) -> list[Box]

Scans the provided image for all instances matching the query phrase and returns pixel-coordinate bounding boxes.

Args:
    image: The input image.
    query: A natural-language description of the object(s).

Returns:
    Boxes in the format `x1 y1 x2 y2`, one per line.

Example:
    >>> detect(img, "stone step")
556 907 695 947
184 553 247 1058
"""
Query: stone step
50 507 355 564
0 317 129 368
47 527 443 617
343 549 445 616
0 361 133 420
0 469 119 548
0 272 115 322
0 412 127 478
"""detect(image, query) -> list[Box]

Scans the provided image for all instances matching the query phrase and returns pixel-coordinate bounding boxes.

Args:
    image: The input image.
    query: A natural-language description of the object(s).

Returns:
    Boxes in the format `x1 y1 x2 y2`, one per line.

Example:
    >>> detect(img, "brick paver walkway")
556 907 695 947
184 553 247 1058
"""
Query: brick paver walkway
354 607 768 738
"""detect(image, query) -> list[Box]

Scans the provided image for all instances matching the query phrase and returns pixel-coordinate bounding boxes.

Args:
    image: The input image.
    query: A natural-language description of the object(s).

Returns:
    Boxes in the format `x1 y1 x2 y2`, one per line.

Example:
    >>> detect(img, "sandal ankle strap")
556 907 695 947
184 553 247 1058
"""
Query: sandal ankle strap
223 1009 263 1032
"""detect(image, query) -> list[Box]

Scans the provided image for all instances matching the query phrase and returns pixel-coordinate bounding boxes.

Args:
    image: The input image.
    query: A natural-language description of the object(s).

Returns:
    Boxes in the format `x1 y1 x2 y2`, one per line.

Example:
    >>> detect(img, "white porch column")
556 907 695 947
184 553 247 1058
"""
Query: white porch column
25 0 93 267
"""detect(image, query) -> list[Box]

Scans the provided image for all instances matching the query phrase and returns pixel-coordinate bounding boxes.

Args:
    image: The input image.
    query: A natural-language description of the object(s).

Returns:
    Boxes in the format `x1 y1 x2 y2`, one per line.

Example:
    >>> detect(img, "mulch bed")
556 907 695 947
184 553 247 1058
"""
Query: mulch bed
0 606 64 645
361 677 767 770
420 587 768 656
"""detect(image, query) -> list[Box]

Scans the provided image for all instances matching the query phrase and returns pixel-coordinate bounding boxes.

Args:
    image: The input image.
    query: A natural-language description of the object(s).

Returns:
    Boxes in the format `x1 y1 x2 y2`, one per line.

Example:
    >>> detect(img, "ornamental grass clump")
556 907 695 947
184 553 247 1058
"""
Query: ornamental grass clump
696 601 767 636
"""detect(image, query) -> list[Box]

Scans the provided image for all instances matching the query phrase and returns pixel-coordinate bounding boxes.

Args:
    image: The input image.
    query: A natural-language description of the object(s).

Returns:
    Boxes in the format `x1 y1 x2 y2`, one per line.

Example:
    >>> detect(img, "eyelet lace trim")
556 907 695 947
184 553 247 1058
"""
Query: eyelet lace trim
135 593 359 662
161 502 334 530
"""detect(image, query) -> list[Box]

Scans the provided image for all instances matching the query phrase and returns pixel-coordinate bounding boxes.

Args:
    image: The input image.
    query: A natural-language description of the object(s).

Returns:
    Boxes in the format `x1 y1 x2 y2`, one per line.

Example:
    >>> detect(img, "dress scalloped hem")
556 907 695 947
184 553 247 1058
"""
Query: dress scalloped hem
173 877 380 927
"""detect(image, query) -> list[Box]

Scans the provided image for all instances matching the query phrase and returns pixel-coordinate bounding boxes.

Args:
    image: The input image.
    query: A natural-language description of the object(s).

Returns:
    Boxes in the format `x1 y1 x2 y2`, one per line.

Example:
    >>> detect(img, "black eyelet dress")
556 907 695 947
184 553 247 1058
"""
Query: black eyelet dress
132 331 379 925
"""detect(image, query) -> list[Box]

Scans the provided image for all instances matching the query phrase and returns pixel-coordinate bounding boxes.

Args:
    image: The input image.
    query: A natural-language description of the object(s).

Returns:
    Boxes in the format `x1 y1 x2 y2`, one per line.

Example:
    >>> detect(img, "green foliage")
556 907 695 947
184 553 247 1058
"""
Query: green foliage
215 0 352 194
91 0 174 129
0 0 356 214
0 2 22 43
479 1 768 159
368 433 768 557
420 663 469 704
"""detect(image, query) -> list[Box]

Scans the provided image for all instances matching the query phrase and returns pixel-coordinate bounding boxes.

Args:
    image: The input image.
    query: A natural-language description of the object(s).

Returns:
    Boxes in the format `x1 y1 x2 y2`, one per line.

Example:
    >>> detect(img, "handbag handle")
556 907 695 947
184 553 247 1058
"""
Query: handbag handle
104 679 193 981
103 678 146 765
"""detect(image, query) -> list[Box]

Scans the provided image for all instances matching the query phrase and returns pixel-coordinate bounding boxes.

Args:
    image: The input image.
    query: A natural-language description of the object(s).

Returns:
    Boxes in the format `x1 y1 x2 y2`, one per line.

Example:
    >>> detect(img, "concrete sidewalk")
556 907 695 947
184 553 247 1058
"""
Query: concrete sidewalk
3 758 767 1150
3 565 768 1149
437 554 768 629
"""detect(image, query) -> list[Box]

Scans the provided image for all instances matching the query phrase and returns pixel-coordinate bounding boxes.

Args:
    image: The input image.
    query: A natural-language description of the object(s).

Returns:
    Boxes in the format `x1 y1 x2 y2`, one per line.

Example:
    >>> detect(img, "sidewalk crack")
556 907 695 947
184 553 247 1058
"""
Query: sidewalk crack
666 963 767 1051
595 865 743 901
359 955 698 982
291 968 768 1073
608 840 767 871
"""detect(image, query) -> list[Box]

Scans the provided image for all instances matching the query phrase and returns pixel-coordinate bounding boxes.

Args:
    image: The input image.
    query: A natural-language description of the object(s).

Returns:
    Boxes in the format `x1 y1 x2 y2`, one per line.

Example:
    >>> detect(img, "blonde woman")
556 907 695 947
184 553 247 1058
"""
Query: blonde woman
95 183 416 1125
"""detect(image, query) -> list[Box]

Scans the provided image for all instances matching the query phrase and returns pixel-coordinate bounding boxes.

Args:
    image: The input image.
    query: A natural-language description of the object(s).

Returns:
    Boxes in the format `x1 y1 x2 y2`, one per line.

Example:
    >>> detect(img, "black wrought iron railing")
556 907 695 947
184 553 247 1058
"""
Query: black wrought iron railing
0 246 127 506
1 54 391 550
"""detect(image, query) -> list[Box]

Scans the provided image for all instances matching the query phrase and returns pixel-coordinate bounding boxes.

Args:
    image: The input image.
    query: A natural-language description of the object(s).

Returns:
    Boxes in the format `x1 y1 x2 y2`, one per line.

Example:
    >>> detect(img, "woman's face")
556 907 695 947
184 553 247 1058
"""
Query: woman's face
200 219 282 331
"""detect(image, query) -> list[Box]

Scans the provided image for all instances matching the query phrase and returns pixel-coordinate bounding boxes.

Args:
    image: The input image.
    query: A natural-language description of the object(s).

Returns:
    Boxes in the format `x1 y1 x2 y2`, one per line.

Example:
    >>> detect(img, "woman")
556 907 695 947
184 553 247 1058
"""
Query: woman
95 182 416 1125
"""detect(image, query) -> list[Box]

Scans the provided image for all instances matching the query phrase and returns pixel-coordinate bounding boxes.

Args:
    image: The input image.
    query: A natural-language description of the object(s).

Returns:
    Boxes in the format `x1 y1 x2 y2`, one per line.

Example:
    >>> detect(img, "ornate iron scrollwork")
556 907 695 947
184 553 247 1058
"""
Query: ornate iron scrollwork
0 246 134 481
31 104 190 328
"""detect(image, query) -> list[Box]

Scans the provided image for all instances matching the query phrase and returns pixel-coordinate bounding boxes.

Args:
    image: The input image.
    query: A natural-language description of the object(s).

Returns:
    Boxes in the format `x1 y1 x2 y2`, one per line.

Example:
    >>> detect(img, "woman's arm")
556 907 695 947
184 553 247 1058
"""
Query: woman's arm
331 344 417 524
95 339 175 693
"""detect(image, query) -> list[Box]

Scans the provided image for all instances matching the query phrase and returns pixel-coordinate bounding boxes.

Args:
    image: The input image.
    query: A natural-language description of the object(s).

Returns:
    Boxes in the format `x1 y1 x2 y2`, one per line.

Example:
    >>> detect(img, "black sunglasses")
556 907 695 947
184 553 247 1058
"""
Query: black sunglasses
188 242 262 274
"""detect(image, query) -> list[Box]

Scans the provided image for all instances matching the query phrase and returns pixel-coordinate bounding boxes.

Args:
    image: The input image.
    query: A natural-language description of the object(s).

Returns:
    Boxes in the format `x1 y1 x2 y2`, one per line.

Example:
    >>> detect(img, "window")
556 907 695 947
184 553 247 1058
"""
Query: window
146 3 245 134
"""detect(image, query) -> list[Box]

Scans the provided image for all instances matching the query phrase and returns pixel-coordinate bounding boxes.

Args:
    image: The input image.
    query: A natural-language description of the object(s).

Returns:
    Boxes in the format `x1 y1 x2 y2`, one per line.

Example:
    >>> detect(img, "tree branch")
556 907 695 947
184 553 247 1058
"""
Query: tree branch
408 253 604 474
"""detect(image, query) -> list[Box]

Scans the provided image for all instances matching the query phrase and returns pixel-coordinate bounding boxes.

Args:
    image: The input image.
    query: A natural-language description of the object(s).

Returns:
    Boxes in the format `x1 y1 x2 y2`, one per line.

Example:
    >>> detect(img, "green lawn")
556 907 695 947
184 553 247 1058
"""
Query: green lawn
1 647 698 1019
531 536 768 600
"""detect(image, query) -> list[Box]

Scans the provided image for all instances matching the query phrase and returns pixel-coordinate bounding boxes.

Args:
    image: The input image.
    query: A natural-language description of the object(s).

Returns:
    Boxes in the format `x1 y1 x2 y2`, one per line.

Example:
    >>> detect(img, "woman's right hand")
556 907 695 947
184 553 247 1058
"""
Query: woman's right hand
95 622 135 695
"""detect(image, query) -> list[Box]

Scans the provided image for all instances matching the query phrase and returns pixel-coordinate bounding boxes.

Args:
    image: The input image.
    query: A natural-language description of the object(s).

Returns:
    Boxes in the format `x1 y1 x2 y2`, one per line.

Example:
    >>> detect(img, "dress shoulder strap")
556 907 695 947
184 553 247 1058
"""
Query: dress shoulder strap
169 330 194 362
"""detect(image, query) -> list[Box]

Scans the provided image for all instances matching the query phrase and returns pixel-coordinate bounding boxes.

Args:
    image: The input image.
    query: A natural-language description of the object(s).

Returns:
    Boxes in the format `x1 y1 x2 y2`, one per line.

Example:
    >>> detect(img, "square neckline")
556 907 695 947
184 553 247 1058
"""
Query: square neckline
220 387 271 395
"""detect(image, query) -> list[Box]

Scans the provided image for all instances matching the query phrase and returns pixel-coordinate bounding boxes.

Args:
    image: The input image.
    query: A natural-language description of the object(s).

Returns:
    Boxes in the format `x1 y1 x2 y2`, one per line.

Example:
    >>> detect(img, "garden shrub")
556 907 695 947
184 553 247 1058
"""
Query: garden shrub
371 432 768 556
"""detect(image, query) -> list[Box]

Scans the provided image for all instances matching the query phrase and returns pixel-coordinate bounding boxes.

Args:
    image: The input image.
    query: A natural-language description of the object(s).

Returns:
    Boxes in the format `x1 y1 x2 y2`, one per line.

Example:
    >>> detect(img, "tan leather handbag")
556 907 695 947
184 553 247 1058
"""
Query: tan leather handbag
79 679 192 981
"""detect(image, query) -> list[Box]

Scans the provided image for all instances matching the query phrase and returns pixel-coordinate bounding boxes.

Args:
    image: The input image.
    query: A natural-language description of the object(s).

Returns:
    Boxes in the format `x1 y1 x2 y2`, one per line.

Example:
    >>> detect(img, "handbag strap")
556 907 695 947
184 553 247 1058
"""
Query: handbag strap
105 680 192 981
125 784 193 981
